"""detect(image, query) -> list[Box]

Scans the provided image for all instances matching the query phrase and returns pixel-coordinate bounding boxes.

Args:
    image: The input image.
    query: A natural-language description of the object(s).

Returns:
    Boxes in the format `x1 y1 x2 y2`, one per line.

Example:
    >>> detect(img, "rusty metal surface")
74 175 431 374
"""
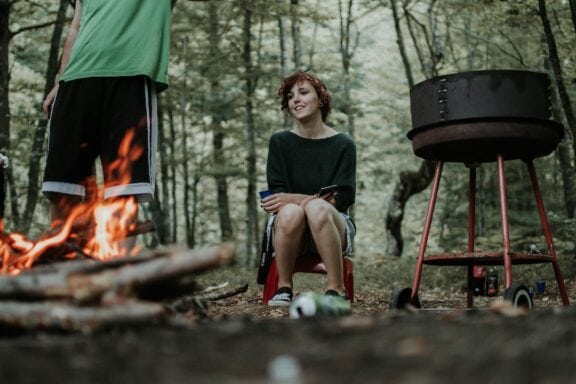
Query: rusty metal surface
422 251 555 266
407 119 563 162
407 70 564 163
410 70 553 129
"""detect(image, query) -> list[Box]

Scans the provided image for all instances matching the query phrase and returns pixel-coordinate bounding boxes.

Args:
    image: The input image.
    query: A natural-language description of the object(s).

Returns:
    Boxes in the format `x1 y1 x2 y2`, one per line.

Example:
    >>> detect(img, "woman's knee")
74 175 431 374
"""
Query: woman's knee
275 204 306 232
304 199 334 228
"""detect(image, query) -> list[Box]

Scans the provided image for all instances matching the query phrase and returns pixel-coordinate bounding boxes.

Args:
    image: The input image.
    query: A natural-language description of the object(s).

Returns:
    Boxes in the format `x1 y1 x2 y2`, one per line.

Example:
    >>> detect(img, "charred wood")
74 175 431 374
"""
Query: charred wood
0 244 235 303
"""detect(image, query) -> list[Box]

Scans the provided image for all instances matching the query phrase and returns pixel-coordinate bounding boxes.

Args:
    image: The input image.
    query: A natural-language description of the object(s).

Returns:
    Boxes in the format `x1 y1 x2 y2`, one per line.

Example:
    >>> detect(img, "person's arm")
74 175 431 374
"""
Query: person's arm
332 137 357 211
42 0 83 115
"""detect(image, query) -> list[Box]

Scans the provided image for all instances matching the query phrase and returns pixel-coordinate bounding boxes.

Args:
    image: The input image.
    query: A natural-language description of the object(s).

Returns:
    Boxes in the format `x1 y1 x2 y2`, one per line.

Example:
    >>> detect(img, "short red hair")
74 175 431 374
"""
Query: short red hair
277 71 332 122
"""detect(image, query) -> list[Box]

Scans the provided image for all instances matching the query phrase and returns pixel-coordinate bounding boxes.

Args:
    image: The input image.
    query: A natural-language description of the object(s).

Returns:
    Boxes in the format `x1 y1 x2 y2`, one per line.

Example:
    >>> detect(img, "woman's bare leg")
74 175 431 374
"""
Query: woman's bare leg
305 199 347 294
272 203 307 290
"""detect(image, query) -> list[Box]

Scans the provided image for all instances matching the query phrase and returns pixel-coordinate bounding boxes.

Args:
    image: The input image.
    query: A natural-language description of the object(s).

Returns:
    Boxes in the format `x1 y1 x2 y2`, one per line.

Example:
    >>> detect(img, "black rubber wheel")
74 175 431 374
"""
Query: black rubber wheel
389 288 421 310
503 283 533 310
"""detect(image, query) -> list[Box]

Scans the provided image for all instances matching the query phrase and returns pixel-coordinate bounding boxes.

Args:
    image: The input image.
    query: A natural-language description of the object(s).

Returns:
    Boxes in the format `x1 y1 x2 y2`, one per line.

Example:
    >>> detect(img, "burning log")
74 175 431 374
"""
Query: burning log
0 244 234 302
0 218 157 274
0 244 236 331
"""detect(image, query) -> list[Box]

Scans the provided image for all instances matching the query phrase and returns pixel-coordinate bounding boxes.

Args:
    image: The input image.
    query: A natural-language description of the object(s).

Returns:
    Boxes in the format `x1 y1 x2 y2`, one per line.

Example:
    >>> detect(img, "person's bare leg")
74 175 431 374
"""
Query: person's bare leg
305 199 347 295
272 203 307 290
47 193 83 226
110 196 139 255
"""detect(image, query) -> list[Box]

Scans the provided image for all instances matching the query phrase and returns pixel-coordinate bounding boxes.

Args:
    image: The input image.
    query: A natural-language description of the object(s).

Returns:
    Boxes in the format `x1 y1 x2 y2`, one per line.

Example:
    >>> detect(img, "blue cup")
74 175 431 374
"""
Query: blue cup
259 189 273 199
536 279 546 294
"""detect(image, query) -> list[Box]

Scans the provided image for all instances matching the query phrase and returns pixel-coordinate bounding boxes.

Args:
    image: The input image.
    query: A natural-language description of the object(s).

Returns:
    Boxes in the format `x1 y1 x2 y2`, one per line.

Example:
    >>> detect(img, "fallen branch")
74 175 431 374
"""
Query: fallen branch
0 300 165 332
199 283 249 302
166 283 248 319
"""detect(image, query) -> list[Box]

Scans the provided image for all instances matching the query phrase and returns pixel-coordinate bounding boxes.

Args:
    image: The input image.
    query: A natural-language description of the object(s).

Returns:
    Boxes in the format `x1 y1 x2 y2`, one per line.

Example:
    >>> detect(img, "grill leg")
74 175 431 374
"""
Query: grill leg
466 164 477 308
525 159 570 305
411 161 443 304
496 155 513 290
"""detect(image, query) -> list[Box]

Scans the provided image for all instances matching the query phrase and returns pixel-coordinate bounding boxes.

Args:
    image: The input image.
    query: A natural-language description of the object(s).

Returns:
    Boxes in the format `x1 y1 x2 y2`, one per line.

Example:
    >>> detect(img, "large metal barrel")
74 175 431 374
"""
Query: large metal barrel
407 70 564 163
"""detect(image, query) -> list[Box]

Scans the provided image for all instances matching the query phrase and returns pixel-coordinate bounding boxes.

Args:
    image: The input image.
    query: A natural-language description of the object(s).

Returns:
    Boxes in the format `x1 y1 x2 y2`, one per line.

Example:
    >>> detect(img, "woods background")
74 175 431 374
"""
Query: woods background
1 0 575 270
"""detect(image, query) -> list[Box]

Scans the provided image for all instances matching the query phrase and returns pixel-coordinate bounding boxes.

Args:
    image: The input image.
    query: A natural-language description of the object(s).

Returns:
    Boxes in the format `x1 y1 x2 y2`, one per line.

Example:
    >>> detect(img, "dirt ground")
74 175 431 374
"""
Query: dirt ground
1 265 575 384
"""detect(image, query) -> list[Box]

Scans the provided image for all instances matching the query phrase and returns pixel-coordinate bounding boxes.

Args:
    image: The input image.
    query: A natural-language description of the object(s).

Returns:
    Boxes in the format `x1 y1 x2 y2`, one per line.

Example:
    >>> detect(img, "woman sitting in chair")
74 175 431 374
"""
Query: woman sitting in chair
260 70 357 306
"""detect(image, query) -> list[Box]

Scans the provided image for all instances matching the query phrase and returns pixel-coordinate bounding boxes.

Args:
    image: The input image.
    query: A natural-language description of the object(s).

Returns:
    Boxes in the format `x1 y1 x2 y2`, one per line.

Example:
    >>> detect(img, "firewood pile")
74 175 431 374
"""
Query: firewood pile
0 242 237 333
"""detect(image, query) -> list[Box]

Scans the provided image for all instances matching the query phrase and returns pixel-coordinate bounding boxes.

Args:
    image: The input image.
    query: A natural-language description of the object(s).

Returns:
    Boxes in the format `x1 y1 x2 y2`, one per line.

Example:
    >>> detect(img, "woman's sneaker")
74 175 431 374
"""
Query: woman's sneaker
325 289 350 301
268 287 293 306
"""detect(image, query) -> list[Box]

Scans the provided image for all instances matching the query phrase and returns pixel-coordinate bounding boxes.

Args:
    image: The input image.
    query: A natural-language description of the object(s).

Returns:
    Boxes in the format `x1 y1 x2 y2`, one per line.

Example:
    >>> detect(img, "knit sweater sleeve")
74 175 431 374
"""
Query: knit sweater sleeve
266 133 289 193
332 137 356 212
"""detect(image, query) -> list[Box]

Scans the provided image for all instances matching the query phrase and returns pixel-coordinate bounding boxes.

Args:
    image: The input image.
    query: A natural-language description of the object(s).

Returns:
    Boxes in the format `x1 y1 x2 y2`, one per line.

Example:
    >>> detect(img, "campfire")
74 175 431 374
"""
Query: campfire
0 129 153 274
0 131 237 332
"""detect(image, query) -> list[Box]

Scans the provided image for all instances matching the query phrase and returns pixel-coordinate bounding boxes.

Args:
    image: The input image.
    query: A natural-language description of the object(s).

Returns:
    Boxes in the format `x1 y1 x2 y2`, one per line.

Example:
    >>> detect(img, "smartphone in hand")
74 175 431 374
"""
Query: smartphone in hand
318 185 338 196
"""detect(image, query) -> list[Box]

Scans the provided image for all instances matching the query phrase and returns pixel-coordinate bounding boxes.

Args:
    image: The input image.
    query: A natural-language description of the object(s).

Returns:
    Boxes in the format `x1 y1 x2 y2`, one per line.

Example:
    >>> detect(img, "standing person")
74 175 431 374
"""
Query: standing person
41 0 171 224
261 71 357 306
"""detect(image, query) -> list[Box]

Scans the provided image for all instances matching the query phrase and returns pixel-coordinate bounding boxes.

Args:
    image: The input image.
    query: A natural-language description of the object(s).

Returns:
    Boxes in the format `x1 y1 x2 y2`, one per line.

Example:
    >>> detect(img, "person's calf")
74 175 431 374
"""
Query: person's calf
46 193 83 225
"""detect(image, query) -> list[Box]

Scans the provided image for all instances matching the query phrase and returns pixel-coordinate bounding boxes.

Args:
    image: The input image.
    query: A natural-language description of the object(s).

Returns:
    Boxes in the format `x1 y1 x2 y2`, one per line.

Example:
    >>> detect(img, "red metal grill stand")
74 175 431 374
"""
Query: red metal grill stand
398 155 569 309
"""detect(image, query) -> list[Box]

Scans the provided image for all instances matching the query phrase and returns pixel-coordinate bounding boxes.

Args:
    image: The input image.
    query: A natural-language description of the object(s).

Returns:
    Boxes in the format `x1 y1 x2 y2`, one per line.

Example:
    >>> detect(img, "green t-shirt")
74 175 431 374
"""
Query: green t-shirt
60 0 171 92
266 130 357 212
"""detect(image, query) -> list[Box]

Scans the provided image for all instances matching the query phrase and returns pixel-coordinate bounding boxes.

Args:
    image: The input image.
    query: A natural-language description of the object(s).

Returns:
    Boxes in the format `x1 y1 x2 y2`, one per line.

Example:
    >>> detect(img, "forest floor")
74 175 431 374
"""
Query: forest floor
2 254 576 384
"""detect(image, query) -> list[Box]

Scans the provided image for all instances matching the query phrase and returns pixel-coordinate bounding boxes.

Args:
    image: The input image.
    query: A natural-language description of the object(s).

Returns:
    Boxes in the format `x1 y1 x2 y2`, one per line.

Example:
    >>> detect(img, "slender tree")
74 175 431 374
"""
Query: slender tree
21 0 69 233
277 0 290 78
179 37 195 247
538 0 576 159
207 0 233 242
0 1 17 228
166 93 178 243
384 0 438 256
277 0 291 129
242 1 259 265
290 0 301 69
337 0 357 140
569 0 576 35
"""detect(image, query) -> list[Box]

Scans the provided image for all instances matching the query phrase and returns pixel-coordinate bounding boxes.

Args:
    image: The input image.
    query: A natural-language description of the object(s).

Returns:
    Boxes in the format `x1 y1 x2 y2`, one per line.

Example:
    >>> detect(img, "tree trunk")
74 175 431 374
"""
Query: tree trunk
384 0 438 257
557 140 575 218
385 160 436 256
277 1 290 78
546 56 576 219
338 0 356 140
166 94 178 243
538 0 576 159
179 38 194 248
147 98 171 244
0 2 10 155
277 0 291 129
290 0 301 69
390 0 413 87
21 0 69 233
0 2 14 226
242 3 259 266
569 0 576 35
307 0 321 68
208 1 233 242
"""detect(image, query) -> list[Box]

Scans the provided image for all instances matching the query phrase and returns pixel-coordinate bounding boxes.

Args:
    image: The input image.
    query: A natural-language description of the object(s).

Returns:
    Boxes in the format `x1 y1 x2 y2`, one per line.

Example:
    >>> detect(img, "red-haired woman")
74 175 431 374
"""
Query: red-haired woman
260 71 357 306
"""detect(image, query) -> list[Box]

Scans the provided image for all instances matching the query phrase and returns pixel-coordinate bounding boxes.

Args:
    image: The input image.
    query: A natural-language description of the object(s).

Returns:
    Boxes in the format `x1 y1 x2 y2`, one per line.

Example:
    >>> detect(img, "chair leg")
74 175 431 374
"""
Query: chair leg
343 257 354 303
262 258 279 304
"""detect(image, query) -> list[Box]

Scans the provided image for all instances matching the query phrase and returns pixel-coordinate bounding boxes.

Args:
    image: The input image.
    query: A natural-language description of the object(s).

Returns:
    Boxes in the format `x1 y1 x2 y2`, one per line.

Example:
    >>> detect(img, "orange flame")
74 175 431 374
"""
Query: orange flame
83 197 139 260
0 128 144 274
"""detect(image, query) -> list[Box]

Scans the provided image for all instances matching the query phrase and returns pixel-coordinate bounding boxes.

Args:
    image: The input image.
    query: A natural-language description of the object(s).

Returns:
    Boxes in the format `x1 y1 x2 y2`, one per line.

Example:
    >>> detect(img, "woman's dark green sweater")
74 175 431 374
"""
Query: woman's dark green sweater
266 130 356 213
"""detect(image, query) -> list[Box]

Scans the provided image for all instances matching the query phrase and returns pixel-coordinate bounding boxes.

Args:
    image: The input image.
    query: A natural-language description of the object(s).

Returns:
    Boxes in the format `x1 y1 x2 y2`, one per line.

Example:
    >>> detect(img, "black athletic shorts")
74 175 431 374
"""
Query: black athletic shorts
42 76 157 203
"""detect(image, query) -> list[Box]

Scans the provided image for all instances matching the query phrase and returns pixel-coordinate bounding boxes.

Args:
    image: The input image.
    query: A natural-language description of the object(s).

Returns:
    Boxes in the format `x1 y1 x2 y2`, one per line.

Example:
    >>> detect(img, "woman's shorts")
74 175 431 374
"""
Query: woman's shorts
266 211 356 256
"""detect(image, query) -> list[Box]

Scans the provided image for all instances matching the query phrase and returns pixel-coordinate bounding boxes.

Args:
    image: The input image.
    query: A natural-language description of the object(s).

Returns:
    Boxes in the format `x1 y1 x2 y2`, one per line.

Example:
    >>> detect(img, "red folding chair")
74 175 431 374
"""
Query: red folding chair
262 253 354 304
